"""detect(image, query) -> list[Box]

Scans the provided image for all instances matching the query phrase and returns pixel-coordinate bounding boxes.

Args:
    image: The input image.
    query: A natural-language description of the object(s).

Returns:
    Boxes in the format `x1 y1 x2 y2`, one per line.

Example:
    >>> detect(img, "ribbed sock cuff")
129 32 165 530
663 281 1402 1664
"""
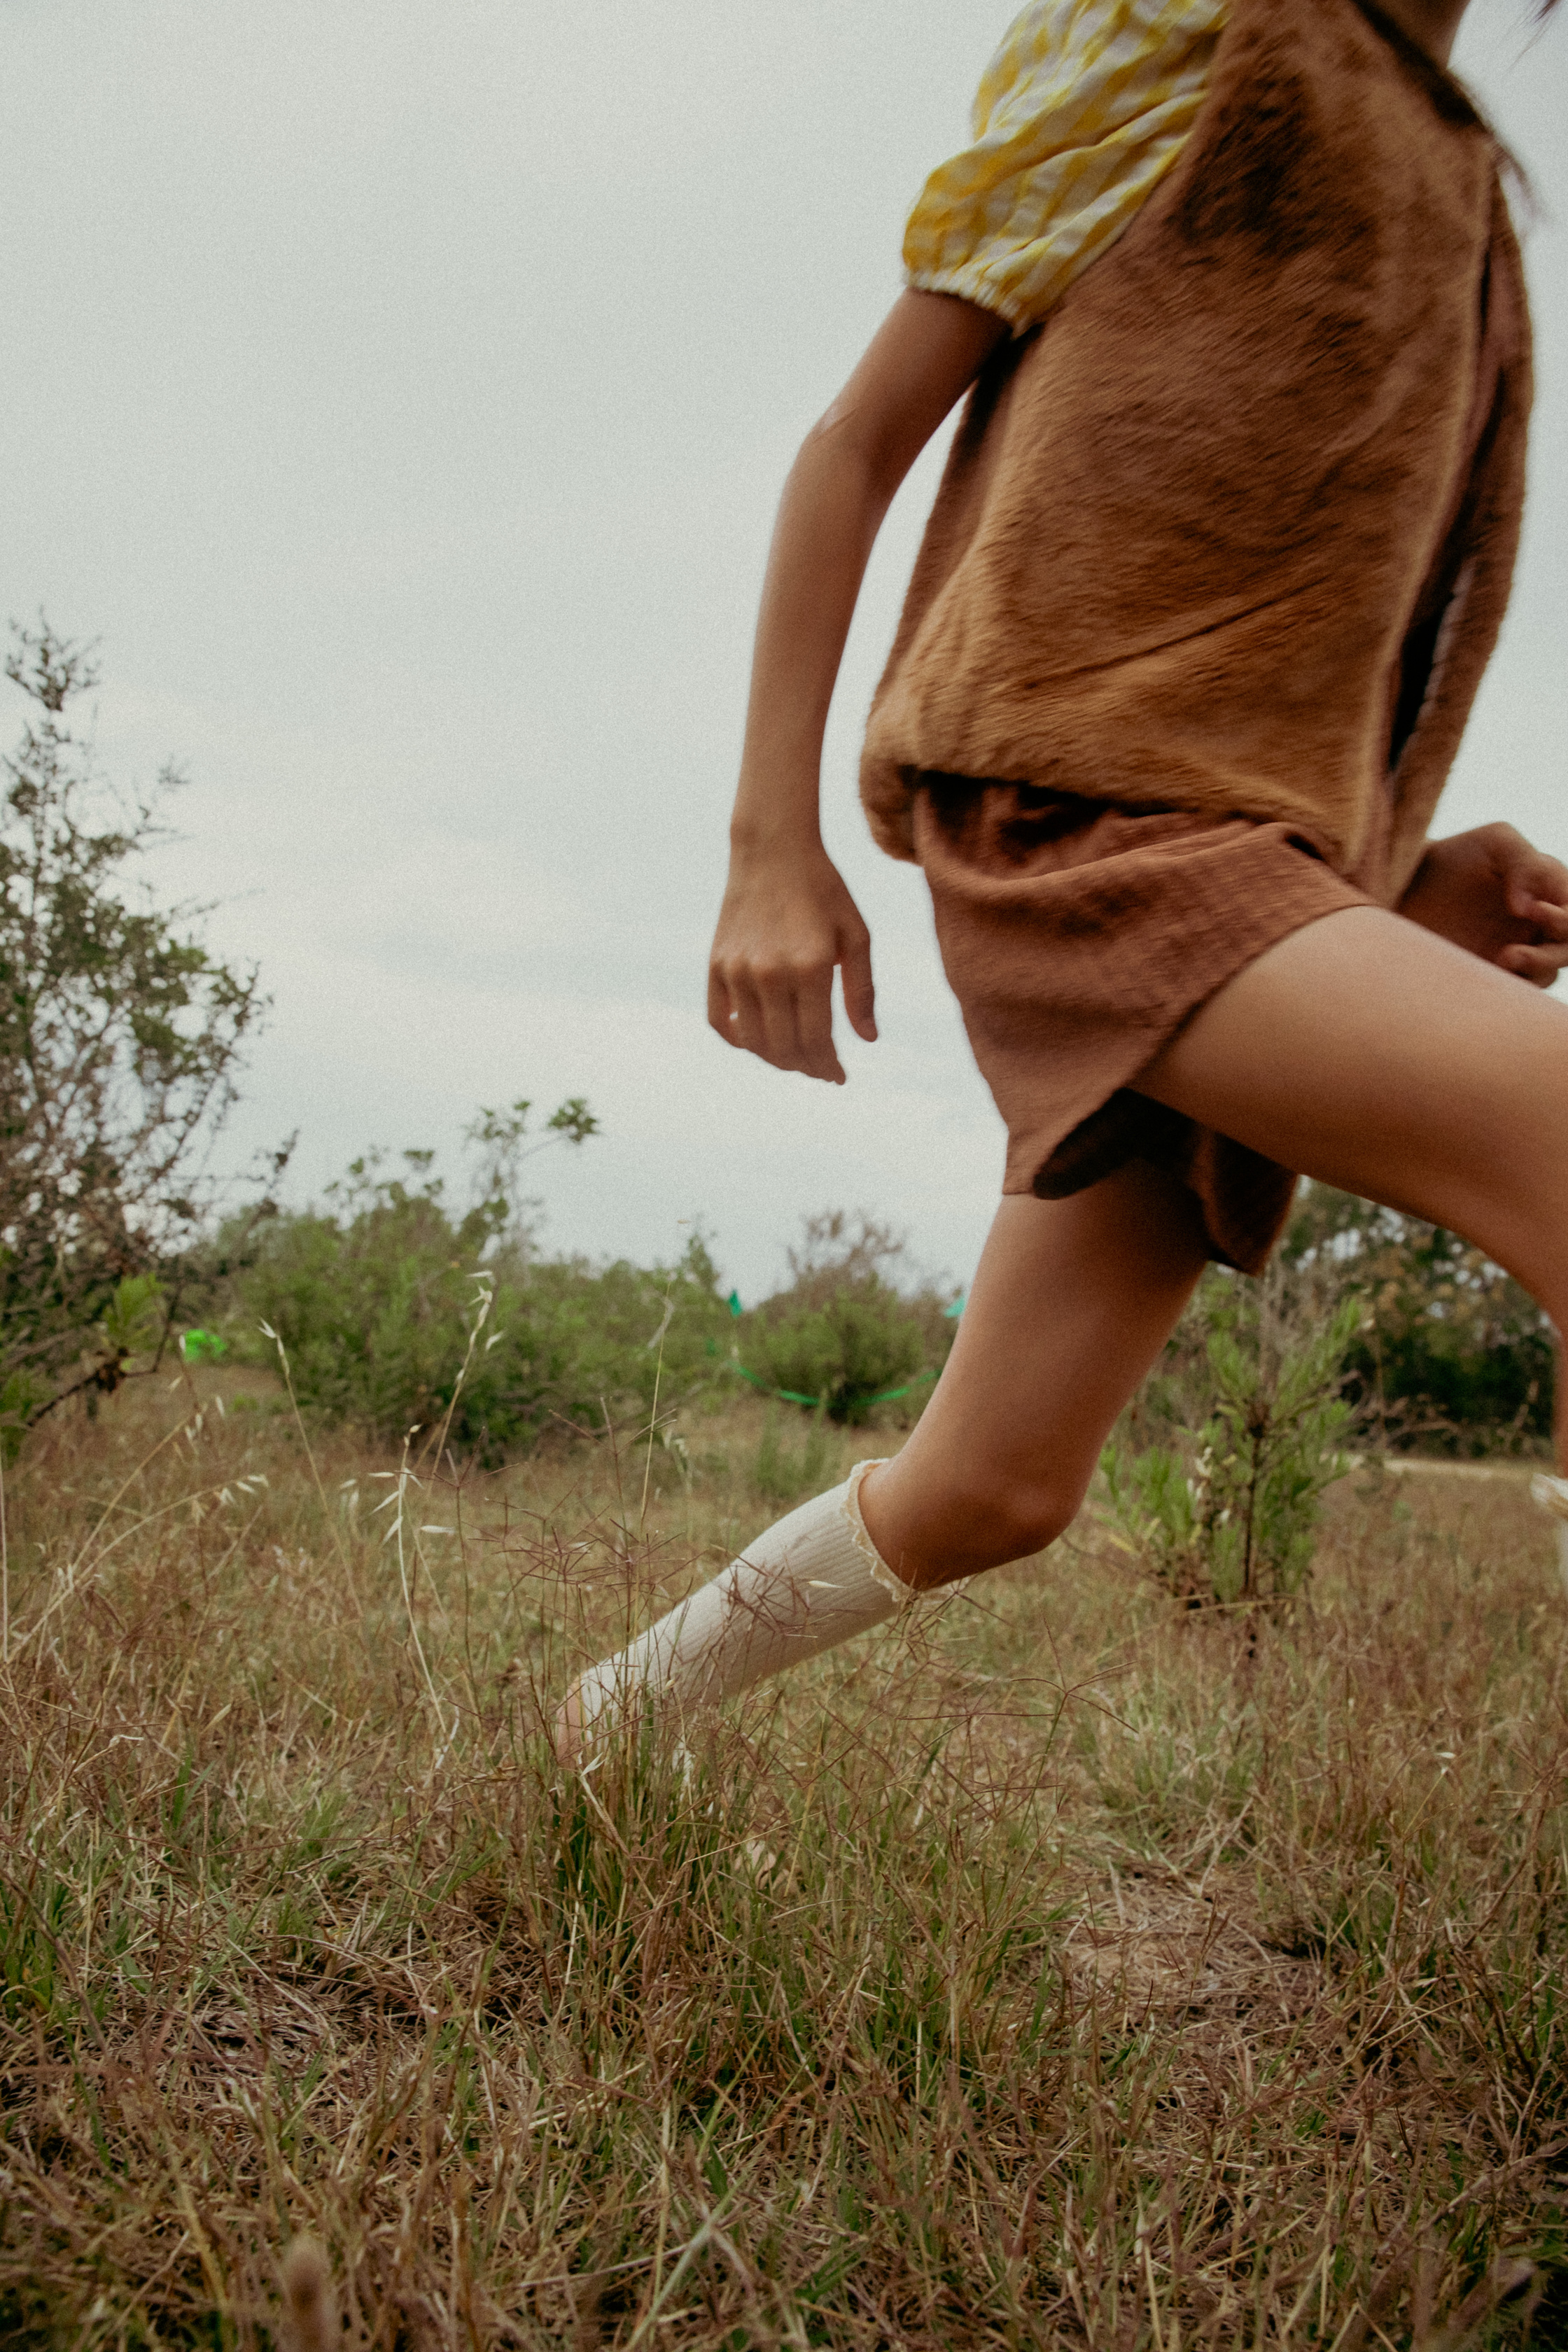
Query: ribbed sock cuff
844 1458 916 1602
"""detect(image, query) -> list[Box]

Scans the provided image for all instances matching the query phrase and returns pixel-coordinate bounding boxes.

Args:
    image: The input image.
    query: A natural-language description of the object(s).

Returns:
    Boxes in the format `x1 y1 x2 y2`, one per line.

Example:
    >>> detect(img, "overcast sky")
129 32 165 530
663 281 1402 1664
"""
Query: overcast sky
3 0 1563 1300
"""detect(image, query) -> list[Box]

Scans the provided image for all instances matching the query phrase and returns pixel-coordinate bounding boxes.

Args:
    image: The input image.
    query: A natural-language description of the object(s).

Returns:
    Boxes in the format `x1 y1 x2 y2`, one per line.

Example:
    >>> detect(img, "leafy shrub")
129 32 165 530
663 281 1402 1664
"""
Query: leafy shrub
1 622 266 1442
740 1285 926 1424
736 1212 955 1426
1102 1268 1359 1608
230 1128 732 1455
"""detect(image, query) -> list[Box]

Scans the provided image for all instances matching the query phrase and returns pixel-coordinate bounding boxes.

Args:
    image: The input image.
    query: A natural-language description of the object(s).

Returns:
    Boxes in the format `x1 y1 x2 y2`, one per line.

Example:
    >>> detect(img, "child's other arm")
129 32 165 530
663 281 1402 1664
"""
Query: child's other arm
1399 825 1568 988
708 290 1007 1084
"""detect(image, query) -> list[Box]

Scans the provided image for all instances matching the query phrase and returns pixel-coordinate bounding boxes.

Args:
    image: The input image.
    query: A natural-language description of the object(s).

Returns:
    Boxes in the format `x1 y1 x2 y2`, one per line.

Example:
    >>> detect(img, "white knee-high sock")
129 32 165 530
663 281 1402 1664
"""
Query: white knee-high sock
568 1460 916 1742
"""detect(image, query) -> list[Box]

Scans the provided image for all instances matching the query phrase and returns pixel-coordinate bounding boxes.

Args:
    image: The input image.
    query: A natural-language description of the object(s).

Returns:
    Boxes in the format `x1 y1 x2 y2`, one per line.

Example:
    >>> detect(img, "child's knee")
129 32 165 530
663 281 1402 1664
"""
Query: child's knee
974 1474 1082 1572
886 1466 1087 1590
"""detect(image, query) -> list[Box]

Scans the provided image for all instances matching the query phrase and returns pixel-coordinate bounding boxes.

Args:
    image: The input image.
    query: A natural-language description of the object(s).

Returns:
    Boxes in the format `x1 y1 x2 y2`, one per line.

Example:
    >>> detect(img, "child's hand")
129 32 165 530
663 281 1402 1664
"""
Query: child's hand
1398 823 1568 988
708 843 877 1082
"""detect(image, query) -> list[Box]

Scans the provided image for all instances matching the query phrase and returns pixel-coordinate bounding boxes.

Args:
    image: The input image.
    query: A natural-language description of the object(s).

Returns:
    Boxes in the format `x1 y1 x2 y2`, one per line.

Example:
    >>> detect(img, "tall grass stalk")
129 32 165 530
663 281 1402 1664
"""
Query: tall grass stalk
259 1318 352 1577
638 1281 676 1536
379 1429 458 1759
417 1269 496 1476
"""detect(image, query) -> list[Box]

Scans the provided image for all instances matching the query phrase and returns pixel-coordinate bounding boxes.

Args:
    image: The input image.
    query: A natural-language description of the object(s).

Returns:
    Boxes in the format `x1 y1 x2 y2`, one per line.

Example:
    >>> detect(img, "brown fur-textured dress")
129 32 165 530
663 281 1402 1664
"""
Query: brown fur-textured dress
860 0 1532 1271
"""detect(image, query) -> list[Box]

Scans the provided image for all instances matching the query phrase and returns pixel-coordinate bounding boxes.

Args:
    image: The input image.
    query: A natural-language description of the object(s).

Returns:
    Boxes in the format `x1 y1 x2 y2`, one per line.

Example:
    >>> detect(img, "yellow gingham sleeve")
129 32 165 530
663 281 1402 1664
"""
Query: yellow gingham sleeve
904 0 1228 335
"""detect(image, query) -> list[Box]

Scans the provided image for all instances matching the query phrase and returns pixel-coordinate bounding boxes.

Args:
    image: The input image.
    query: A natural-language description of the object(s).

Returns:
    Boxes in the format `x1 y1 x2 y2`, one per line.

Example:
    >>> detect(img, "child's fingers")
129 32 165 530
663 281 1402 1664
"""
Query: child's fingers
1499 939 1568 988
1494 839 1568 988
750 973 808 1071
743 966 845 1079
840 932 878 1042
794 975 848 1084
1506 847 1568 924
710 954 839 1075
724 972 774 1058
1515 895 1568 944
707 966 741 1044
1499 867 1568 990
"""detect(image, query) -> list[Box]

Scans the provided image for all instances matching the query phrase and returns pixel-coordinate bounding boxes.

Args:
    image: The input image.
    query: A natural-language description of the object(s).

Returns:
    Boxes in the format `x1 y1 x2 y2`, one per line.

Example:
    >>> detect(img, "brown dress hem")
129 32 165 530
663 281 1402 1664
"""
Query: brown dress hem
913 778 1375 1275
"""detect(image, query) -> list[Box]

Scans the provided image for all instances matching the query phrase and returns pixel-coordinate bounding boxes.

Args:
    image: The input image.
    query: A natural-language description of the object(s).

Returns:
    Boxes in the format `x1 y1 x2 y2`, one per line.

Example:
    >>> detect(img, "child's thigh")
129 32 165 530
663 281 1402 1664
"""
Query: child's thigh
1138 905 1568 1312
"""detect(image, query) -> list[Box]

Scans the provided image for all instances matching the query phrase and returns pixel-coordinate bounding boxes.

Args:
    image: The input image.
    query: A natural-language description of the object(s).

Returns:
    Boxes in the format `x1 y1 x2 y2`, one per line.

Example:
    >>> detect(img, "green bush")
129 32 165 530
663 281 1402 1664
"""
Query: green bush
229 1141 732 1456
739 1282 927 1424
735 1212 955 1427
1 623 265 1435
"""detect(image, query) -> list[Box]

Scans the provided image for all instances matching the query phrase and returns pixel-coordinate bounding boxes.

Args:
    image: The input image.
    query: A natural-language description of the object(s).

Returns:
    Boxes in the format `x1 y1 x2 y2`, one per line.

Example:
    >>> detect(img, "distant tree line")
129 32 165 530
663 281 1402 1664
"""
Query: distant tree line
0 623 1554 1463
1283 1184 1553 1455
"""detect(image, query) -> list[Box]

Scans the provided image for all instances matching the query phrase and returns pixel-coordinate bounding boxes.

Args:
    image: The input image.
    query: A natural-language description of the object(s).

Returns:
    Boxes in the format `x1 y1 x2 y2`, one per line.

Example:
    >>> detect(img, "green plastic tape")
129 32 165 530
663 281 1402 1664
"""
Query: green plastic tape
730 1362 938 1411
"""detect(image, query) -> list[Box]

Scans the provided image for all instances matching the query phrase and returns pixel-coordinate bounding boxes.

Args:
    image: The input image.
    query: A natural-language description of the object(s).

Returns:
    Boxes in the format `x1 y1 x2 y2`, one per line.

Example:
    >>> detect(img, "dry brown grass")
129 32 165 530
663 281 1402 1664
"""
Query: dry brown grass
2 1376 1567 2347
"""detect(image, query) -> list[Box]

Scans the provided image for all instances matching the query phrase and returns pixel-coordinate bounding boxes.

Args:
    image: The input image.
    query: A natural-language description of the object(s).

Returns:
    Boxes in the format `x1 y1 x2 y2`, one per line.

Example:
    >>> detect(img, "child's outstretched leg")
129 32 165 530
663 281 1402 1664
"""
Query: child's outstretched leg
555 1158 1212 1757
873 904 1568 1596
557 1460 910 1756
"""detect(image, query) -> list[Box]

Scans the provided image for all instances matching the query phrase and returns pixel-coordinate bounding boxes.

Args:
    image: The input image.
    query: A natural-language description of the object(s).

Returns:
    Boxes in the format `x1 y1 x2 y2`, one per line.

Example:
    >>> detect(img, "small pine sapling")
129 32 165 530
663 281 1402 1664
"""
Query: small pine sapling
1102 1270 1362 1609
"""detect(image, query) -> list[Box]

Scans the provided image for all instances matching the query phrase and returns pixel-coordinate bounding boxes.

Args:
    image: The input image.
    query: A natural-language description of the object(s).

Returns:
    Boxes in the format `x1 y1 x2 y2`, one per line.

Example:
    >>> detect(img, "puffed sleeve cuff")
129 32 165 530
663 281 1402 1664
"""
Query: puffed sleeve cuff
902 264 1039 337
899 0 1226 339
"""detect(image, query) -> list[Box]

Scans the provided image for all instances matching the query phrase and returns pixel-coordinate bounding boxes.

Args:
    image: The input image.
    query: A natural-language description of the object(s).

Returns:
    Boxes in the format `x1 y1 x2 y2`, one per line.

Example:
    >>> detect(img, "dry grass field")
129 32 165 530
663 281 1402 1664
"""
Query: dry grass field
3 1373 1567 2348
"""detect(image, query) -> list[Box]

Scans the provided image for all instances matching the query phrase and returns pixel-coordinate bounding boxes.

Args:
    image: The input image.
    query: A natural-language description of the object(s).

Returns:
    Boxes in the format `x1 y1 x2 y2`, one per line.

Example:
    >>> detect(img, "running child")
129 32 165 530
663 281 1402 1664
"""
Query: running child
560 0 1566 1753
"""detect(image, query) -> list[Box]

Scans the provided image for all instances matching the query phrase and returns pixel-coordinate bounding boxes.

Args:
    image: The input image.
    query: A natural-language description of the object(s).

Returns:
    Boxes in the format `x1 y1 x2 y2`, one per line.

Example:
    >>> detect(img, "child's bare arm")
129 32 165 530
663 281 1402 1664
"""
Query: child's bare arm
708 290 1007 1083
